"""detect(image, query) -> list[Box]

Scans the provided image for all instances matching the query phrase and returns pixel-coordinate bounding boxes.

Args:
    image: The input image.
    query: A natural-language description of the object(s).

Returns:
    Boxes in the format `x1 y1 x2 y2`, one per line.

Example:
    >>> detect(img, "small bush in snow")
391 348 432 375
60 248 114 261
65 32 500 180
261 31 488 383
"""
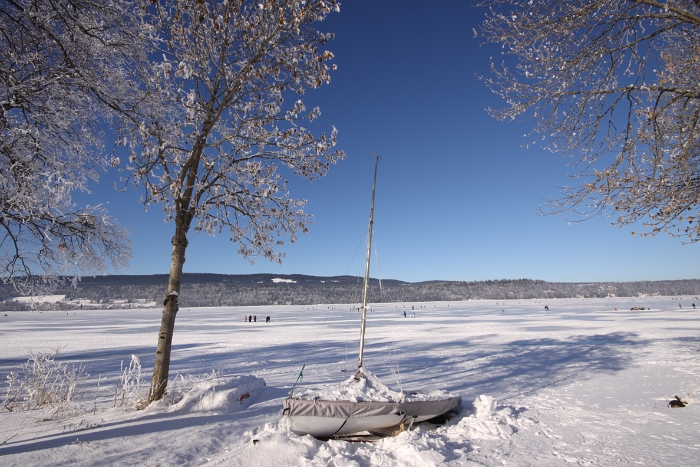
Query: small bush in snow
1 348 88 419
112 355 146 410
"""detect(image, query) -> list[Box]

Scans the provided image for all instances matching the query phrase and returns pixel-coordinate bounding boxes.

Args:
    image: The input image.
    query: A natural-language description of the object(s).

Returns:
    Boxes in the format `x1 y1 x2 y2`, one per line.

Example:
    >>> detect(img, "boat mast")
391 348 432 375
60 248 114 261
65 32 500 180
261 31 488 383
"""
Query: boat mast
357 153 380 374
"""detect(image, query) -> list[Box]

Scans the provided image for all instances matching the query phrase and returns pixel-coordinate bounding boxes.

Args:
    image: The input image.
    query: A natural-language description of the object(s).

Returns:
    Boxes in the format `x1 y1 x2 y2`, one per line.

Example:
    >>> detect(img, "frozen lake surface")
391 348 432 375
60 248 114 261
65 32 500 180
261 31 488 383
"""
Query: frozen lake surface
1 296 699 466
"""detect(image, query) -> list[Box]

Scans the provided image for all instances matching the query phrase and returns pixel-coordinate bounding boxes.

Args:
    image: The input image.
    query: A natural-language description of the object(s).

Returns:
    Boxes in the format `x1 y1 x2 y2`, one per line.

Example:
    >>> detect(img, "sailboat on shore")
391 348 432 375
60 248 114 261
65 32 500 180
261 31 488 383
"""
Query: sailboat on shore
283 154 461 439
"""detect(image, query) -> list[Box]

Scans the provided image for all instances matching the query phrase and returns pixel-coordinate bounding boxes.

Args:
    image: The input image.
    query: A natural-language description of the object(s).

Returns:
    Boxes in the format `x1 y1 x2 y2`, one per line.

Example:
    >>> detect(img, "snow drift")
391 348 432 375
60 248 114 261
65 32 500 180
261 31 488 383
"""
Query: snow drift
167 375 266 414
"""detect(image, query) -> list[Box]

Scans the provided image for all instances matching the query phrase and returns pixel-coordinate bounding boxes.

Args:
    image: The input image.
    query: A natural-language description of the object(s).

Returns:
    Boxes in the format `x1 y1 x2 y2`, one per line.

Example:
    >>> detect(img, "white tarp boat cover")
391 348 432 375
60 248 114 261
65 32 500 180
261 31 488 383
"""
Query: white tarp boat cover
283 394 462 437
283 369 461 437
283 395 462 419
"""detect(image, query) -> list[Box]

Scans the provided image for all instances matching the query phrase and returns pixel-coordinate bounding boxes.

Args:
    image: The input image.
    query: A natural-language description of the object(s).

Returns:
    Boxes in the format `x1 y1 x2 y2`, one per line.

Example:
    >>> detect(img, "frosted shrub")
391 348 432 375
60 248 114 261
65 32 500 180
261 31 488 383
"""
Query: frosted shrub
2 349 88 418
2 352 226 415
2 371 22 412
112 355 146 409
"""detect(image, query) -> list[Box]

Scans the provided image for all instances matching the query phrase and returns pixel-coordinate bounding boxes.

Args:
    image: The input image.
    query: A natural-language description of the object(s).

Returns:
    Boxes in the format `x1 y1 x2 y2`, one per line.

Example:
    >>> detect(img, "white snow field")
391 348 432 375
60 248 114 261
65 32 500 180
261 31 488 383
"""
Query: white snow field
1 297 699 466
9 295 66 304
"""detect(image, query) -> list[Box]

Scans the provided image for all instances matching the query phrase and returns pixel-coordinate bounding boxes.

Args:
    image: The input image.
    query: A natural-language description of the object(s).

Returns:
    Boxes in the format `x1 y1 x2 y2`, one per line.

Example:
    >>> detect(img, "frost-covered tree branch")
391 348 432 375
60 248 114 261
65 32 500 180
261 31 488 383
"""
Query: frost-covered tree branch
478 0 700 241
1 0 139 293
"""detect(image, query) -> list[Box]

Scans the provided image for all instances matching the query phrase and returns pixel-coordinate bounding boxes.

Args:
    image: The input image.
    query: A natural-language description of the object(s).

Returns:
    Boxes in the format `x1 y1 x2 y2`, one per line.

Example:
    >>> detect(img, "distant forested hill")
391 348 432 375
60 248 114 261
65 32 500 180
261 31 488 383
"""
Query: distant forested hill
1 274 699 310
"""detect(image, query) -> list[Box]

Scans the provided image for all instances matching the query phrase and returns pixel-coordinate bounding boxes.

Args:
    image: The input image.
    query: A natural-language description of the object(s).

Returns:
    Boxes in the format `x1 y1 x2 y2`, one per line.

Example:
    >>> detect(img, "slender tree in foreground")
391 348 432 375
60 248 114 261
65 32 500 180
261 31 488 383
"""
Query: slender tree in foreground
1 0 137 293
114 0 344 403
479 0 699 240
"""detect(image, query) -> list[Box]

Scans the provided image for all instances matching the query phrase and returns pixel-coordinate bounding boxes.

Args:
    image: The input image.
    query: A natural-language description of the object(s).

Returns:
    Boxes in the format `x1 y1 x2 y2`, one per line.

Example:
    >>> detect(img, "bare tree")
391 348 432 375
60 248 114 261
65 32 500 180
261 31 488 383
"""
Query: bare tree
478 0 700 240
113 0 344 403
1 0 138 293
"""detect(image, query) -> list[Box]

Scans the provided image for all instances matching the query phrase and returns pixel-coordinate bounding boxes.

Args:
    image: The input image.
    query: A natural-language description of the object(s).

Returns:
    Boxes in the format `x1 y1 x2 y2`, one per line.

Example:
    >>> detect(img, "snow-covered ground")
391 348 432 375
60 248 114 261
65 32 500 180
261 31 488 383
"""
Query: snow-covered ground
1 297 699 466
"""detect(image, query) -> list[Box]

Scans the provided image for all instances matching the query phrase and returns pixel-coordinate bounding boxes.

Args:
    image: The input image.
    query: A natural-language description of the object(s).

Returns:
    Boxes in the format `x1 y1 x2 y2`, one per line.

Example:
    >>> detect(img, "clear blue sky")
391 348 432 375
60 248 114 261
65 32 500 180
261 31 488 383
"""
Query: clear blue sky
81 0 699 283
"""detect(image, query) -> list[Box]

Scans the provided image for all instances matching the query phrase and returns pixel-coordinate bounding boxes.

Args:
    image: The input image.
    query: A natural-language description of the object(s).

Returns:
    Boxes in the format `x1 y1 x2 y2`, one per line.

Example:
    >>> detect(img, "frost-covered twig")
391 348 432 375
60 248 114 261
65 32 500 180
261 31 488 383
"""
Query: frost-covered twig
112 355 145 410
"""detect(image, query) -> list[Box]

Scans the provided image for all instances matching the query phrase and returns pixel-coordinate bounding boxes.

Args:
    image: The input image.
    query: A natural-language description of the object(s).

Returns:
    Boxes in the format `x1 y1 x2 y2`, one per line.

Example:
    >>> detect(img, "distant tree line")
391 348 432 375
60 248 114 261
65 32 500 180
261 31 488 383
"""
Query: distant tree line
1 275 699 311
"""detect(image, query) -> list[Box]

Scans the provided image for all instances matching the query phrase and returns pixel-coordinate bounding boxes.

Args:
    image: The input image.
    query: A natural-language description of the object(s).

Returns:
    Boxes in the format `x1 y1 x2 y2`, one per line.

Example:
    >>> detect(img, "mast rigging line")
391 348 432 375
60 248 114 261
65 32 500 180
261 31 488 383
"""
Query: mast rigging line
344 231 368 277
288 303 334 393
372 241 404 392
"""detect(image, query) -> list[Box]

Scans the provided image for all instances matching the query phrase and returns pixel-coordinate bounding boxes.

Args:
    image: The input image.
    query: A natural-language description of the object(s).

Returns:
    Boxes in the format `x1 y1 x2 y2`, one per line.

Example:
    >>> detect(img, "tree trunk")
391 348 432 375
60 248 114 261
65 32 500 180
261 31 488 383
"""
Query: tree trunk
148 222 189 403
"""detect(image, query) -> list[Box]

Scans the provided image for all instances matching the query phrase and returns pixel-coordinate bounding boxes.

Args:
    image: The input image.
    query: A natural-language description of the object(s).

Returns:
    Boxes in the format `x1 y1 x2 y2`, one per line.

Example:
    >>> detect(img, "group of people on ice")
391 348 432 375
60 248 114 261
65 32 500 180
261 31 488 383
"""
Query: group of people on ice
403 305 416 317
244 315 271 323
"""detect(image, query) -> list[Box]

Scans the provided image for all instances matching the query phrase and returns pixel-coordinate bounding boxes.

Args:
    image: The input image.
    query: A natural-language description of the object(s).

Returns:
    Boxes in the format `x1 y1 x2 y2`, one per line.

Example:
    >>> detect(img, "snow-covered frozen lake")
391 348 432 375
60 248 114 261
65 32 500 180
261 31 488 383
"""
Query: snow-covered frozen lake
1 296 699 466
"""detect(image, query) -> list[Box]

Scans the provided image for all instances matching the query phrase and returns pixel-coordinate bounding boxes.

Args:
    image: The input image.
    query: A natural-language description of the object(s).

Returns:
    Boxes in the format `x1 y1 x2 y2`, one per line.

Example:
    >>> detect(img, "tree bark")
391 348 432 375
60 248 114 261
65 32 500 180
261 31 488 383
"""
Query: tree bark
148 222 189 403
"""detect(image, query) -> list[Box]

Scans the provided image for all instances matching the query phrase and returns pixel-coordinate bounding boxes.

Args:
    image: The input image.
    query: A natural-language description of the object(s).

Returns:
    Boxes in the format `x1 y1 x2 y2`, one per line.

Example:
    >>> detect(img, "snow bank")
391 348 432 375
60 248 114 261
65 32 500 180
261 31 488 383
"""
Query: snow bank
216 395 527 467
295 368 403 402
294 368 458 403
442 395 523 441
473 394 498 418
371 395 528 465
165 375 266 414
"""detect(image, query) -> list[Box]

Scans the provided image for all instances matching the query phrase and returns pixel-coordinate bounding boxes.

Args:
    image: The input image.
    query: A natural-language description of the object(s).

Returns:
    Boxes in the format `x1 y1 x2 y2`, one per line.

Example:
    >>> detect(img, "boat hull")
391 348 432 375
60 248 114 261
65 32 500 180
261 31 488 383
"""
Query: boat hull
283 395 461 438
